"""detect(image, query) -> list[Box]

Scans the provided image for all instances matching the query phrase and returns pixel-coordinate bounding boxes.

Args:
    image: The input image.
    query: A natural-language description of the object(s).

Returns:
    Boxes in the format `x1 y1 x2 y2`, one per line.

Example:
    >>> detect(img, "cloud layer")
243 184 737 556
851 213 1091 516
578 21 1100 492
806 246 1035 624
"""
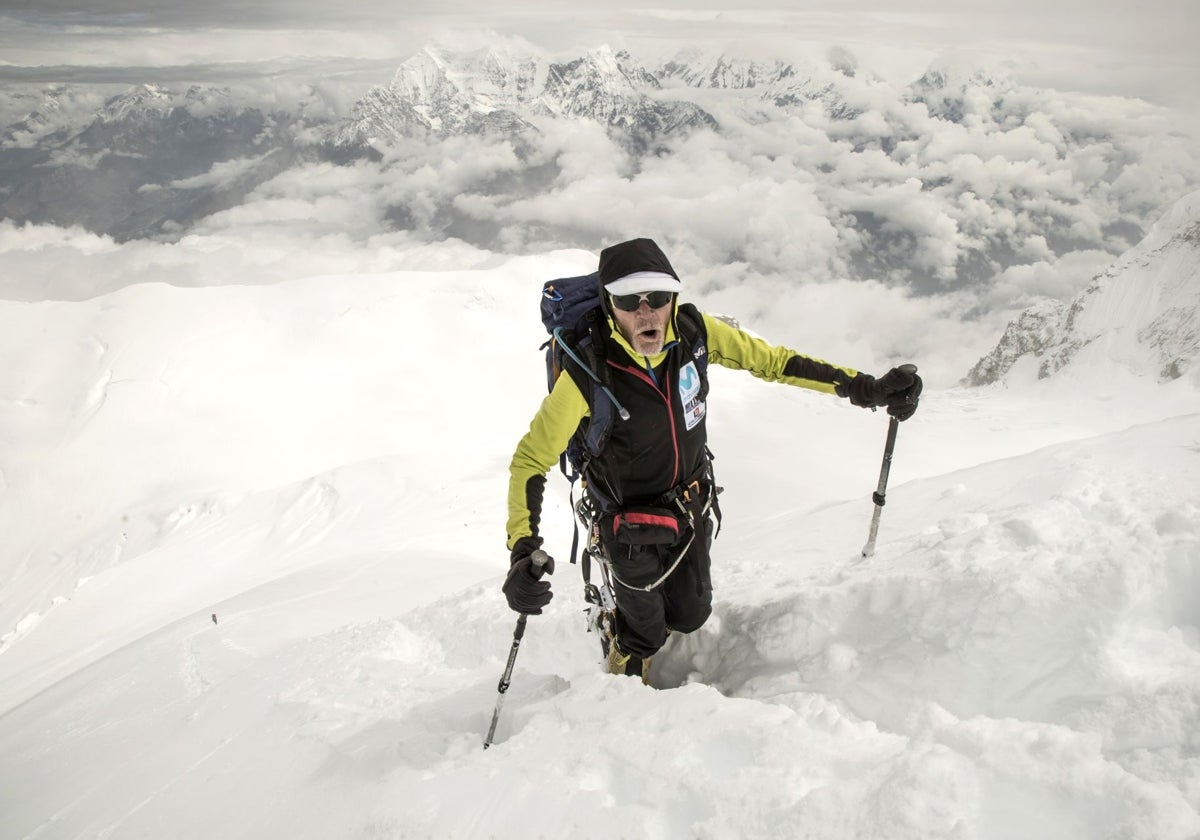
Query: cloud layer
3 38 1198 387
168 48 1196 321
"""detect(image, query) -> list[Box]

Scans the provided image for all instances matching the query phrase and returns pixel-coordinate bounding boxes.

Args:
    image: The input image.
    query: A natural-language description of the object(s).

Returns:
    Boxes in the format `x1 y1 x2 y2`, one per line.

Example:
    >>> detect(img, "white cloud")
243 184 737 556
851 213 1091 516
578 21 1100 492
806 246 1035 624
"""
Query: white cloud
6 35 1195 358
982 249 1115 310
690 272 993 385
0 217 497 302
0 17 424 69
176 56 1193 316
41 147 119 170
186 159 393 240
138 152 274 193
0 221 119 255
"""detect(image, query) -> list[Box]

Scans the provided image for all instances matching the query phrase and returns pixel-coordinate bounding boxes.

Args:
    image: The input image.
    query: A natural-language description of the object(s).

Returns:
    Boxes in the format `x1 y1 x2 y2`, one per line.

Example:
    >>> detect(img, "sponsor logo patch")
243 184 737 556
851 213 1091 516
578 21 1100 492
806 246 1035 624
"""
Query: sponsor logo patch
679 361 705 430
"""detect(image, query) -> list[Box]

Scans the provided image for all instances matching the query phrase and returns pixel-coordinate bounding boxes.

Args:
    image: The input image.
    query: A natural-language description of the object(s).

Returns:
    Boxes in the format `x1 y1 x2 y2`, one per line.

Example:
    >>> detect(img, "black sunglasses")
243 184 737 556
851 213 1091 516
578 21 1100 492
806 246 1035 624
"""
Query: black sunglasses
609 290 675 312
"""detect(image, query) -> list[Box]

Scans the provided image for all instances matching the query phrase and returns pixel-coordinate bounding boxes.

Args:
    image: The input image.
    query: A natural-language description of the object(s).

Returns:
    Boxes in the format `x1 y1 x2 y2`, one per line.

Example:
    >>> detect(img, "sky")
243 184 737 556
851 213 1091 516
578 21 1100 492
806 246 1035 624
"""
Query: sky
0 1 1196 111
0 208 1198 837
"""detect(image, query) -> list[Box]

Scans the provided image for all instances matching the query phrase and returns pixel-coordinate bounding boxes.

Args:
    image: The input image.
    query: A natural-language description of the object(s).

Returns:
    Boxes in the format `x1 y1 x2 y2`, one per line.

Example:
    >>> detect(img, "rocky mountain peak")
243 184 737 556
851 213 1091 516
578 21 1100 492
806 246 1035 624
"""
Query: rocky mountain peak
911 58 1012 94
965 189 1200 385
100 84 175 123
180 86 238 118
908 58 1015 122
332 42 714 148
545 46 637 95
659 49 797 90
1 85 92 146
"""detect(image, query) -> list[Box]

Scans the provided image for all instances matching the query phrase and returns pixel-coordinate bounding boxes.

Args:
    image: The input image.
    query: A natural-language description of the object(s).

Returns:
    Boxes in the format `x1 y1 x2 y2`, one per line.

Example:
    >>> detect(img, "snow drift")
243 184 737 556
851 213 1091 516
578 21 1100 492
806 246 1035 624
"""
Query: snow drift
0 240 1198 839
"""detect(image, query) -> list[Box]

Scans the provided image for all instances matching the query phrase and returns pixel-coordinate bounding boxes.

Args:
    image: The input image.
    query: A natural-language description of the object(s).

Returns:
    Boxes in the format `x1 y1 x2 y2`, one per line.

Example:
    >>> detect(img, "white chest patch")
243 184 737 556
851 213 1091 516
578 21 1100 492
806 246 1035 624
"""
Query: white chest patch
678 361 705 431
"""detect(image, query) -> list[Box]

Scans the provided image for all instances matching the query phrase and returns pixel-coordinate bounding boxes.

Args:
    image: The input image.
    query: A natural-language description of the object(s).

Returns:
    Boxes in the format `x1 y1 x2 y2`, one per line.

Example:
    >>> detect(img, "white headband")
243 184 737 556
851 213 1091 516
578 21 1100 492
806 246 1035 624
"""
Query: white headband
603 271 683 296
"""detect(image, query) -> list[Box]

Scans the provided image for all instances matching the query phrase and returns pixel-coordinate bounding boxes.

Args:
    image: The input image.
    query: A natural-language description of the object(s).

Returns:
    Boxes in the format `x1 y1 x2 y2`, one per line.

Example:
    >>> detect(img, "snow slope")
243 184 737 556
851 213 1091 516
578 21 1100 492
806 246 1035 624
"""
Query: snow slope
968 189 1200 386
1 249 1198 839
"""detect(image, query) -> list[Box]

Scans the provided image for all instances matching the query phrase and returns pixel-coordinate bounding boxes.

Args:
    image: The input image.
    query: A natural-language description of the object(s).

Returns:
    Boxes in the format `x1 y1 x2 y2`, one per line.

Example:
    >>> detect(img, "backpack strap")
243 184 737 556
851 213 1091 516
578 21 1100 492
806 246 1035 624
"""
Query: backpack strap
554 313 624 558
555 318 630 424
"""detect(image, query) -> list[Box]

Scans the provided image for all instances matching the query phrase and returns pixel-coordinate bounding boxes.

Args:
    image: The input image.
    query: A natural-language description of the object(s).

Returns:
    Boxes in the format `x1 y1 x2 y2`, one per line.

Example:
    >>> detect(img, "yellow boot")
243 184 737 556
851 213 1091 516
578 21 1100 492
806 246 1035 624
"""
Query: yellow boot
606 638 651 685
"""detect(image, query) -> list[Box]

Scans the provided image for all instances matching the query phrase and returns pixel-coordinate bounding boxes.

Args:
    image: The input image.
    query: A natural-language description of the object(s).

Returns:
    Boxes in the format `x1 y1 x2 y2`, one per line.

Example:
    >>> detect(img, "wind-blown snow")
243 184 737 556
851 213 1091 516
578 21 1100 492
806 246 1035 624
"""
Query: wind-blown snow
0 243 1198 839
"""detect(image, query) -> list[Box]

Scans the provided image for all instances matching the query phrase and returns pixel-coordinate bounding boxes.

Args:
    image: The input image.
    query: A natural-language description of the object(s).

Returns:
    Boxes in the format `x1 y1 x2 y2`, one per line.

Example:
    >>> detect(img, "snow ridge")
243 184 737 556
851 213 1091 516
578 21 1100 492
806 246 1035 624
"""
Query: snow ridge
967 189 1200 385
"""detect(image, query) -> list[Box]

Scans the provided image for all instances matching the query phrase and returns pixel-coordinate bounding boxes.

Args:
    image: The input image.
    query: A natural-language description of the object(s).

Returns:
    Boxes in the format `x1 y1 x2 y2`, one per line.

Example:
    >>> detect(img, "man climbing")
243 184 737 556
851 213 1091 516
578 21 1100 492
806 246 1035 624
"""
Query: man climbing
503 237 921 680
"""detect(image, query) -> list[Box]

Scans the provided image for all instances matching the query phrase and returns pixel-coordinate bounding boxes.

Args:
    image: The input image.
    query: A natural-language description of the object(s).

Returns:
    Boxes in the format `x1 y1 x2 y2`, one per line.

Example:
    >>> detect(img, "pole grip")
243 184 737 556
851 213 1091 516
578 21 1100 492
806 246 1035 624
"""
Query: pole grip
530 549 550 579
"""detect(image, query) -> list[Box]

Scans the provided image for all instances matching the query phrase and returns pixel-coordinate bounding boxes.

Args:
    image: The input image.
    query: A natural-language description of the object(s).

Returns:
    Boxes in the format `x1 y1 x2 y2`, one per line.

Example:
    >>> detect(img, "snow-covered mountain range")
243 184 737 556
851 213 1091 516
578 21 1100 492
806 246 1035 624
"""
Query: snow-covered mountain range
966 190 1200 385
2 42 1198 316
331 45 716 150
0 84 312 239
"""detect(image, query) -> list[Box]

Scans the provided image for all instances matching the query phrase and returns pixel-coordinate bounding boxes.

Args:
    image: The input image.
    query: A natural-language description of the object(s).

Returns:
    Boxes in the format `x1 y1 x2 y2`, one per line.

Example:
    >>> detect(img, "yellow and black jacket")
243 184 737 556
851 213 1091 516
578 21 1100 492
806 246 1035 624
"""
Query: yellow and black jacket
506 305 863 550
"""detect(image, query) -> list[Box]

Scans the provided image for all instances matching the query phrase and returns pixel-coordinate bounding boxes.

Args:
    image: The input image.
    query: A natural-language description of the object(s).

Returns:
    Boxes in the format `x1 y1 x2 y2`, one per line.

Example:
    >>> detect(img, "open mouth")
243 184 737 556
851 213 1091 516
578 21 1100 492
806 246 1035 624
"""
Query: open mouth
638 328 662 342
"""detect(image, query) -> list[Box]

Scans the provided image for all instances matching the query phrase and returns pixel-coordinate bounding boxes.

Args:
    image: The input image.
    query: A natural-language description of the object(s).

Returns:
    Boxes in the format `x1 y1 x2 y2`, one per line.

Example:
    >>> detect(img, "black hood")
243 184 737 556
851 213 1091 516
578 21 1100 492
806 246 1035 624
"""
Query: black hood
597 237 680 316
598 238 679 287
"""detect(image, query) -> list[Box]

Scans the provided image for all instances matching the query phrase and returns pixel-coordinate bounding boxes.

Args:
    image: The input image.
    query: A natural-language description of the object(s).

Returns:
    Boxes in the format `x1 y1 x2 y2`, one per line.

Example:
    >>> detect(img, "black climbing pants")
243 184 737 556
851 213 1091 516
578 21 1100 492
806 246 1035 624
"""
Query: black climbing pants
602 496 714 659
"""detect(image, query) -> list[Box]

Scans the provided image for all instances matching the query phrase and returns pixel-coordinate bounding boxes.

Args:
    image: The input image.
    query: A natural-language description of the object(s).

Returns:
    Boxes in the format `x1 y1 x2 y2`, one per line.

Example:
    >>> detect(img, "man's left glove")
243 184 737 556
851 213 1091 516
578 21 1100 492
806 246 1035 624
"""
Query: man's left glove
502 536 556 615
839 365 923 421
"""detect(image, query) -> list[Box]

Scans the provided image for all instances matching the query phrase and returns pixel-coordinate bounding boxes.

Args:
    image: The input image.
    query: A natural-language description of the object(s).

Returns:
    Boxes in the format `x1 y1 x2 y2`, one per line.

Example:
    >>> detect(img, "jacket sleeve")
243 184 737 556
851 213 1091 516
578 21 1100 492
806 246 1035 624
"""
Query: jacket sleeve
702 312 859 394
506 372 590 551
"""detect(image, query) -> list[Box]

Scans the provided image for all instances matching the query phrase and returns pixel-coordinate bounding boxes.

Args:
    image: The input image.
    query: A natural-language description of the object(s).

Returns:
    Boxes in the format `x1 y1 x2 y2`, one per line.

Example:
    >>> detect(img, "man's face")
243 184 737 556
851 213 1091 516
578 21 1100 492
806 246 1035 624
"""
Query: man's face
610 292 674 356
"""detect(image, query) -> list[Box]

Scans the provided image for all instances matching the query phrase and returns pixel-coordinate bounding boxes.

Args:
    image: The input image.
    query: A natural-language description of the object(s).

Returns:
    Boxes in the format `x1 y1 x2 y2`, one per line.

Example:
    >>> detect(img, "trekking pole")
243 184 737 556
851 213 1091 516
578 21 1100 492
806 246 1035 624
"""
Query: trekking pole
861 364 917 558
483 550 550 750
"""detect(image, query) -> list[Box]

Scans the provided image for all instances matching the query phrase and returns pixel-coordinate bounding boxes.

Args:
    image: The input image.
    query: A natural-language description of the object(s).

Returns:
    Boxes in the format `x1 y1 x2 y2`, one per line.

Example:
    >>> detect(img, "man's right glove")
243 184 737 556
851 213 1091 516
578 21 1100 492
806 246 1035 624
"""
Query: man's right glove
839 365 923 421
502 536 555 615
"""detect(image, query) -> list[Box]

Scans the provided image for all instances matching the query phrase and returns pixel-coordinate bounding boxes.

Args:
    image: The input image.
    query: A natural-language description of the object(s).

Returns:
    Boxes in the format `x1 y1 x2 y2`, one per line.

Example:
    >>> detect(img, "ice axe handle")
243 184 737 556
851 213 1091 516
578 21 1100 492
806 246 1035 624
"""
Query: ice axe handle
530 549 550 578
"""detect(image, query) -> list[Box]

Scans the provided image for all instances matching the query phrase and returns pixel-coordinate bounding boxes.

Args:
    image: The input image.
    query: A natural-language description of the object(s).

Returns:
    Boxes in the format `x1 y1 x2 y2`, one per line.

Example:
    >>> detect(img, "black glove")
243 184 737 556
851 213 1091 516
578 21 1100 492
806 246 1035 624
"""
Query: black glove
502 537 555 615
840 365 923 421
